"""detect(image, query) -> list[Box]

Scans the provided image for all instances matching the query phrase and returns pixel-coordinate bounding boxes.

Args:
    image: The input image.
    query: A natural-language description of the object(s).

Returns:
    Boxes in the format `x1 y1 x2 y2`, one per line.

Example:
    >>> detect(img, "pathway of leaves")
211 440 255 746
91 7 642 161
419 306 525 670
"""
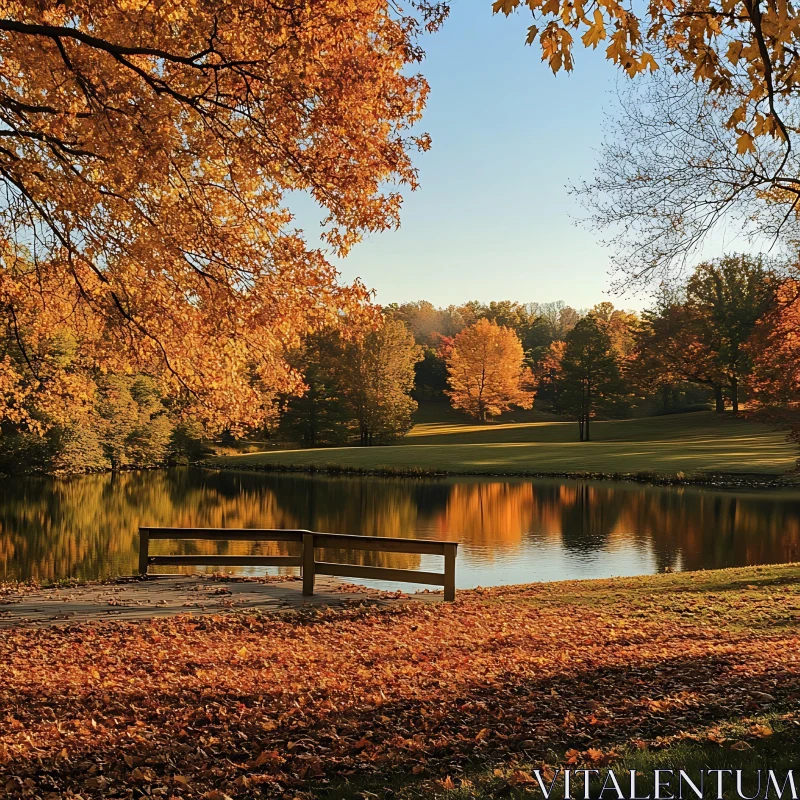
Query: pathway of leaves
1 566 799 798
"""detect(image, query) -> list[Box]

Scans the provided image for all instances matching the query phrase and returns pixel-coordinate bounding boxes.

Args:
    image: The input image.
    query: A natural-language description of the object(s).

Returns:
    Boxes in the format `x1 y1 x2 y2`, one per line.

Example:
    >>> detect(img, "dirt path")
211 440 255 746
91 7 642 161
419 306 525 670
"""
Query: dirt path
0 574 439 627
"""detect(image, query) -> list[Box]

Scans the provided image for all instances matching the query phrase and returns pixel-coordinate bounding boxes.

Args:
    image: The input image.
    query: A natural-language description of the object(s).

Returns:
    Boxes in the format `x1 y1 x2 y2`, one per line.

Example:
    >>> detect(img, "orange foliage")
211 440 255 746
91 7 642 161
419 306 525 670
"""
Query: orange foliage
749 279 800 408
446 318 534 421
0 1 444 430
494 0 800 159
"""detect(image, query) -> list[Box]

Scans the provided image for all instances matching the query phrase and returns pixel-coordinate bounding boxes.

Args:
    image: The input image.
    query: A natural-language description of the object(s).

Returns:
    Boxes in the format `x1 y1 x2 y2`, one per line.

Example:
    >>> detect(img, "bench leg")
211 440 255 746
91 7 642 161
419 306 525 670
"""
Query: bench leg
443 543 456 601
302 532 315 596
138 531 150 576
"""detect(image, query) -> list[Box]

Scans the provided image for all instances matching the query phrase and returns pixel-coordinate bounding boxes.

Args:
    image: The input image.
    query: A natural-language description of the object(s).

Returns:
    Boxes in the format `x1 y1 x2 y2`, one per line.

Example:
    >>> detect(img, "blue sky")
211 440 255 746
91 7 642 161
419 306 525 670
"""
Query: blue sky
297 0 630 309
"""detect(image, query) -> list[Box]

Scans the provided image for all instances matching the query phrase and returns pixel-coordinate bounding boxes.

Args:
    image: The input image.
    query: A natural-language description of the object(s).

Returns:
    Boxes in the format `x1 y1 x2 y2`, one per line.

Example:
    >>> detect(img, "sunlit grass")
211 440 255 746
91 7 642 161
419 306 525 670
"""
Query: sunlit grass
210 411 798 477
321 730 800 800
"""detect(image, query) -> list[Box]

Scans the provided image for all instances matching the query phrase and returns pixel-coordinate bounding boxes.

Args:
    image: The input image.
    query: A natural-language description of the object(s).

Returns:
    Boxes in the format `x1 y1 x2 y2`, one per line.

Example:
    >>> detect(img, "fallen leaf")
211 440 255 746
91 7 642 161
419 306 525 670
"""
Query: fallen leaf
731 741 753 751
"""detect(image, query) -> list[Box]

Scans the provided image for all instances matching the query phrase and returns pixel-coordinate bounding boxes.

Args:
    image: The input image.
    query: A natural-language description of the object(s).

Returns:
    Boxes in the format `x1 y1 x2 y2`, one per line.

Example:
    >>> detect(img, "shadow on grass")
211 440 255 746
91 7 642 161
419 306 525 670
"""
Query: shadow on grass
637 575 800 596
318 726 800 799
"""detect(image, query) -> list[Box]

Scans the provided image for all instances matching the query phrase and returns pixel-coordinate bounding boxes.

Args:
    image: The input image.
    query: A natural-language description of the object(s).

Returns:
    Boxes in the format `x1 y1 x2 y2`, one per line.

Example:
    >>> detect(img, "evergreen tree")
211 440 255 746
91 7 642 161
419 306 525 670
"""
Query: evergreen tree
279 336 352 447
560 317 623 442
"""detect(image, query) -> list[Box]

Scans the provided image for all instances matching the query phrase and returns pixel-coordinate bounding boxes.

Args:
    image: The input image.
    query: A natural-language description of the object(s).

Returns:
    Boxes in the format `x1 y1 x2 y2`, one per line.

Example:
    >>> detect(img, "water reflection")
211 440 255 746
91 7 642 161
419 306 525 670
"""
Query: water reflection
1 469 799 587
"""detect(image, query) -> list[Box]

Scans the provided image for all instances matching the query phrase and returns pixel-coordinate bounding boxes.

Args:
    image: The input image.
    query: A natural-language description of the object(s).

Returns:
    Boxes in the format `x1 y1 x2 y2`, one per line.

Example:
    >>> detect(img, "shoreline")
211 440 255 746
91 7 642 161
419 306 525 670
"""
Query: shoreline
2 460 796 490
203 460 800 490
3 562 800 629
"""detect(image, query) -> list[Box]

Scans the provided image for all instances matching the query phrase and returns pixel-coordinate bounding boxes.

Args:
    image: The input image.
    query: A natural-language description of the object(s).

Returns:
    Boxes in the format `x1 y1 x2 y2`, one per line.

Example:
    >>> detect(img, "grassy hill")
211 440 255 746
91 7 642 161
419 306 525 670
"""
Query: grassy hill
209 408 799 480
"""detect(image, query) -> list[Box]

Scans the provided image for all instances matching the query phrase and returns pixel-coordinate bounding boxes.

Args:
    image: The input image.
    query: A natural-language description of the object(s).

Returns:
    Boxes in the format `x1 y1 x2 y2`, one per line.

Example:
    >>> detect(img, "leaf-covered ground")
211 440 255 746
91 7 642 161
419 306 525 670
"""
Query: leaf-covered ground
2 564 800 799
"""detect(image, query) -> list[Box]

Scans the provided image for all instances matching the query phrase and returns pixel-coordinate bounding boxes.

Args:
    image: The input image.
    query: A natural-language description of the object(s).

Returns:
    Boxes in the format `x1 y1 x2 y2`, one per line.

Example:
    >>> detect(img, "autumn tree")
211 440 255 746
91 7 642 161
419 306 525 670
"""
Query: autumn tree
446 318 534 421
531 339 566 411
590 303 640 361
686 256 776 414
342 319 422 446
0 1 445 434
748 277 800 409
0 298 216 473
478 301 536 340
385 302 465 346
560 316 623 441
0 365 192 474
536 301 580 342
632 303 727 413
385 299 579 405
97 376 174 470
278 335 352 448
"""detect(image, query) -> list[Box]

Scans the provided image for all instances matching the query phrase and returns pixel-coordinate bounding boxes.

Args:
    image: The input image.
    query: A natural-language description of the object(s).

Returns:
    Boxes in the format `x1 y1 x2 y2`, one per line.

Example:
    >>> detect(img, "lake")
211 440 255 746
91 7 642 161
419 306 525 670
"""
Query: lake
1 468 799 589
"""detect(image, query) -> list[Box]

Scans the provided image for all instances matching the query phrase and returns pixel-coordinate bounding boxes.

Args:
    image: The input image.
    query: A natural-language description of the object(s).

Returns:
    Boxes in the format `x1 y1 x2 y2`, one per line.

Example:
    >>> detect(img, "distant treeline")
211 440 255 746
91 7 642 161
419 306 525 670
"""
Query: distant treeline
2 253 798 471
277 254 800 446
406 256 795 417
0 370 212 475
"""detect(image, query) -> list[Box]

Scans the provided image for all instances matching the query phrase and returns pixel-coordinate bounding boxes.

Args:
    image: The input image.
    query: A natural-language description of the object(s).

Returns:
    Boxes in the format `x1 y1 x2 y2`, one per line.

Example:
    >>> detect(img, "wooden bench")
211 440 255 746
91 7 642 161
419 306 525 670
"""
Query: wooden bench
138 528 458 601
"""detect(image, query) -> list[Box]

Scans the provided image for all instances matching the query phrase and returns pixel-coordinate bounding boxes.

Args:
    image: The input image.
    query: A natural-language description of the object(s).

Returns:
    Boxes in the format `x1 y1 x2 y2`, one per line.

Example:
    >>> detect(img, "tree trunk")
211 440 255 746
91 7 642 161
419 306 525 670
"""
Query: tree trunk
730 377 739 415
661 385 670 413
309 408 317 447
585 381 591 442
714 384 725 413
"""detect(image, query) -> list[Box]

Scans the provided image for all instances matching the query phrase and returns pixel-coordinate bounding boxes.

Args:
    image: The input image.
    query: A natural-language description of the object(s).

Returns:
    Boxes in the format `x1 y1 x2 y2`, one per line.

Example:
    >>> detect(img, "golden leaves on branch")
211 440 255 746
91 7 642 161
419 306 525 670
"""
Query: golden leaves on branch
496 0 656 76
737 131 756 155
493 0 800 147
0 0 434 430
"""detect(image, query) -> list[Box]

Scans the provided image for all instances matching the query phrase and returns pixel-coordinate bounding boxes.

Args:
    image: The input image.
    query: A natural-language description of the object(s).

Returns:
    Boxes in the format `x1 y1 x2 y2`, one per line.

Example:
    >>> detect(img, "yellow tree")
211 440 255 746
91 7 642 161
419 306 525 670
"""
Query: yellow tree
446 318 534 420
0 0 446 433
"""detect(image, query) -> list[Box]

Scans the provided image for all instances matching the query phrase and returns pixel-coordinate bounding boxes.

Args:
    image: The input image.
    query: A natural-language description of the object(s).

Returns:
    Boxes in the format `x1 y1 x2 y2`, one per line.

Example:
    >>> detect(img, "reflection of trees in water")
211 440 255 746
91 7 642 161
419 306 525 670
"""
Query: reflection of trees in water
0 471 429 580
1 470 799 581
429 479 800 572
224 474 425 569
431 481 625 557
438 482 536 554
614 488 800 571
554 483 625 554
0 470 302 580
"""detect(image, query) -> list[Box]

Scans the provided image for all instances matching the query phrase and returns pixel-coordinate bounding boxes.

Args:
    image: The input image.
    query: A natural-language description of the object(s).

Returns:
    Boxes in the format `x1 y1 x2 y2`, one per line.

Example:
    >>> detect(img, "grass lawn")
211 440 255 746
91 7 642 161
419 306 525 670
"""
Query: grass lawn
2 564 799 798
211 410 799 478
